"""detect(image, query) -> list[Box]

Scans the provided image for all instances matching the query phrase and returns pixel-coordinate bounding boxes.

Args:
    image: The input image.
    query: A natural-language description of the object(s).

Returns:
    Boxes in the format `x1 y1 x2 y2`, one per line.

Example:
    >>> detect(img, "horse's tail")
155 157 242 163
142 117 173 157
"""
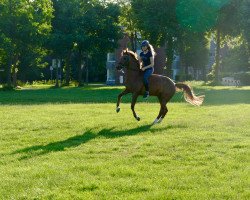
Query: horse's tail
175 83 204 106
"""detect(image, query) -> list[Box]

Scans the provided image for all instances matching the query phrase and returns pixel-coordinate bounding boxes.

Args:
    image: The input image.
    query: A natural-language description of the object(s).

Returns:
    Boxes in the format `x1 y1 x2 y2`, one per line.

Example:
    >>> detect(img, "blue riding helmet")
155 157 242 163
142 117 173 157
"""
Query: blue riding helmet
141 40 149 47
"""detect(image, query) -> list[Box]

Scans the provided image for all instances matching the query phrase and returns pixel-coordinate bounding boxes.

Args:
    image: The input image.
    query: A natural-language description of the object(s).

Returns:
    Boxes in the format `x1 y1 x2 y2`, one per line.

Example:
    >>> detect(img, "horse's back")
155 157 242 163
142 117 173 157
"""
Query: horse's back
149 74 176 97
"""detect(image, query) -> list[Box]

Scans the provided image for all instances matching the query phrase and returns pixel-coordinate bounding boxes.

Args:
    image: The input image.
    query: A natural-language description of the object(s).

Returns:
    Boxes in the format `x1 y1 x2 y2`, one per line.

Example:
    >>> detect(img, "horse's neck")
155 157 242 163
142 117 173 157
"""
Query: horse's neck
124 57 142 83
125 70 143 83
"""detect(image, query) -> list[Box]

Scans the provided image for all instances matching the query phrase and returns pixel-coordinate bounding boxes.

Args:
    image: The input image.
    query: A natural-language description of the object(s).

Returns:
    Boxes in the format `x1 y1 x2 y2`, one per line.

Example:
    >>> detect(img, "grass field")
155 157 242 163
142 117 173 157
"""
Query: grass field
0 84 249 199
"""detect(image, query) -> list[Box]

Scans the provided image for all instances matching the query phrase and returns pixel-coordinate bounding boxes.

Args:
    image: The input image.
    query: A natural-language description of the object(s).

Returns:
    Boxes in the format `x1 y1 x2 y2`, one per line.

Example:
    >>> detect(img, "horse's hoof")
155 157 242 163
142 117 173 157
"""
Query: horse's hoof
136 116 140 121
116 107 120 113
153 118 163 125
153 119 158 125
158 118 163 123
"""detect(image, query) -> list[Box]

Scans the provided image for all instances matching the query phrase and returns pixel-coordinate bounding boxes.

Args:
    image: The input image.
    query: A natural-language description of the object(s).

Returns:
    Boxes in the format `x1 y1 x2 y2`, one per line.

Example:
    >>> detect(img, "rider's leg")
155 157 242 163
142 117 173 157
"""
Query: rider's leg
143 68 153 98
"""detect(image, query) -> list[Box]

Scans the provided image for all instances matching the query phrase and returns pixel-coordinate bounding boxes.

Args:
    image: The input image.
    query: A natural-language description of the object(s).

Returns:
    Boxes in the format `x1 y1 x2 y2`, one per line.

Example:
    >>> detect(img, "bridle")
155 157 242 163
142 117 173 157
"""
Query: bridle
117 54 141 72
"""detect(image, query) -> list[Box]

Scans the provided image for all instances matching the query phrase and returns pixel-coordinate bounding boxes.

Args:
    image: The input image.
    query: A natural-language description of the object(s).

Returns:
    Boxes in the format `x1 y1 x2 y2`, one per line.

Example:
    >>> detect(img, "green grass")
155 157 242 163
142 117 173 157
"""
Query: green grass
0 84 249 199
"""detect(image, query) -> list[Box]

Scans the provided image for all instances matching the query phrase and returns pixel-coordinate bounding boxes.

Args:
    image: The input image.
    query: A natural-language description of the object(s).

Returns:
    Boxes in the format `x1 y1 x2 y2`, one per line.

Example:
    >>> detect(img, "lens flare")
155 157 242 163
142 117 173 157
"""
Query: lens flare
204 0 230 9
176 0 230 32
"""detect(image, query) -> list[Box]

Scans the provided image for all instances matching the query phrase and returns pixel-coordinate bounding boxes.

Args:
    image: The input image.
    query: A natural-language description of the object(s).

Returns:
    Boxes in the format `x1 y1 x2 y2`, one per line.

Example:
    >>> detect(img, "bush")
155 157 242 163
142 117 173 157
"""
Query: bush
234 72 250 85
178 73 193 81
16 80 26 87
2 84 15 91
206 63 215 82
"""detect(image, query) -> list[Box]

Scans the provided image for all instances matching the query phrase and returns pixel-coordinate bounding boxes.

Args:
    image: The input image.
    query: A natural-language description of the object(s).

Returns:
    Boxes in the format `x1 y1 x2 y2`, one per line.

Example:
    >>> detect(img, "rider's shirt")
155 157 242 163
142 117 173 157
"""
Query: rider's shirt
140 51 153 68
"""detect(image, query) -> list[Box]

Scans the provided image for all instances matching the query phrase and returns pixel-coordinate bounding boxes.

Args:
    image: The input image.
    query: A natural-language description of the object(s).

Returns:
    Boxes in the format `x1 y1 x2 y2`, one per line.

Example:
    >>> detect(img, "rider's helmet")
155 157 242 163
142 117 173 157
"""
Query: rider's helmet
141 40 150 48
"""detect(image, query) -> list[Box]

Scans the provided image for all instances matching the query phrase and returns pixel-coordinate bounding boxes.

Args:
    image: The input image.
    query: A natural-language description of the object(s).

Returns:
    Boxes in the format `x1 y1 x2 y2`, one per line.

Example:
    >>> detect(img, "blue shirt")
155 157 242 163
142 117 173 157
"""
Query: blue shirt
140 51 153 68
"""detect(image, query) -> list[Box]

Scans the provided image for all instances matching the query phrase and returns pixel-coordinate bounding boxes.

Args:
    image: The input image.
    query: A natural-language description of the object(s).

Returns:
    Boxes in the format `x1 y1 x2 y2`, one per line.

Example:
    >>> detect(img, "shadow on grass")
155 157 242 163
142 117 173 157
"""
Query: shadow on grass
0 86 249 105
0 87 131 105
12 124 183 160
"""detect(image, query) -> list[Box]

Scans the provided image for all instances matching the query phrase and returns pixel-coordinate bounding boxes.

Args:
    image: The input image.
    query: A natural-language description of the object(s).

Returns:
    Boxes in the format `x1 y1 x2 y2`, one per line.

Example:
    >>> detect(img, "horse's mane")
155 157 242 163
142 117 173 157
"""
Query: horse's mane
122 49 139 61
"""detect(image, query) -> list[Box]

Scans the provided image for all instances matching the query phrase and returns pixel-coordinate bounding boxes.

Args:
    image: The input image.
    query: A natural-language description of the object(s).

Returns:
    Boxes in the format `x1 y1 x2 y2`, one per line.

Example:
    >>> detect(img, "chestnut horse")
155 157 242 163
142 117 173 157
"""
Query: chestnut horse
116 49 204 124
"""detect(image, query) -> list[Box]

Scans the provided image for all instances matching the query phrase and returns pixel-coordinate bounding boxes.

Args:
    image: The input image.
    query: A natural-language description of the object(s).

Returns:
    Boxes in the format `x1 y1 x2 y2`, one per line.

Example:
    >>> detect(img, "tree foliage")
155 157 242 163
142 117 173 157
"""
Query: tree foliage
0 0 53 87
47 0 122 86
0 0 249 86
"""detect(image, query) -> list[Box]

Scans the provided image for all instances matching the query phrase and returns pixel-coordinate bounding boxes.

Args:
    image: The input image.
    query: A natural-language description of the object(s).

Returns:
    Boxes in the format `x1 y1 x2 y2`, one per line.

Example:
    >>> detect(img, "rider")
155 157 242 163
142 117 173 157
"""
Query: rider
139 40 156 99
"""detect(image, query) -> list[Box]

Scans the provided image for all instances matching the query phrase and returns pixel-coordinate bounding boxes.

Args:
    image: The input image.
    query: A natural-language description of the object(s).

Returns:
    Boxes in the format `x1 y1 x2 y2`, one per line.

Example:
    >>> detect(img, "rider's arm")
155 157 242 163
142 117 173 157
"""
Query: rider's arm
138 56 143 69
143 56 154 70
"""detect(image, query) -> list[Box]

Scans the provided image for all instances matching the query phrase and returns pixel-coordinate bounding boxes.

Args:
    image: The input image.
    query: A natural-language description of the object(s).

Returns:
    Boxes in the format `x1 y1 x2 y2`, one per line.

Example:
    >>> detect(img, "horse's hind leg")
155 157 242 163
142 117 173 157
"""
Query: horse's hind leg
158 104 168 123
116 89 129 113
153 96 164 124
131 93 140 121
158 96 172 123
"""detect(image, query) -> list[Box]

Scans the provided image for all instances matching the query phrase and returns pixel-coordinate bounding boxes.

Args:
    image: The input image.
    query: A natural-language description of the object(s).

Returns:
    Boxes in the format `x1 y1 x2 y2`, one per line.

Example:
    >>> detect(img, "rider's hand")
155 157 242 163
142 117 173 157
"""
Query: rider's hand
141 67 145 71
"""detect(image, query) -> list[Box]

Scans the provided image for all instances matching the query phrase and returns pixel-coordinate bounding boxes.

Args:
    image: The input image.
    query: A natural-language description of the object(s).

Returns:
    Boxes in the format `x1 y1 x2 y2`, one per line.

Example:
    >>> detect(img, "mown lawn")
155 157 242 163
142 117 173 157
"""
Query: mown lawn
0 84 249 199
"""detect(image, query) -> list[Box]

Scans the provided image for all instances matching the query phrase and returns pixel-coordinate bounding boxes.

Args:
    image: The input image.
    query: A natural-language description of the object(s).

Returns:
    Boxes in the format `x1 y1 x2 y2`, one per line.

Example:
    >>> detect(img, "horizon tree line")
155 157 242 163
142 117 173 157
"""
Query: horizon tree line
0 0 249 88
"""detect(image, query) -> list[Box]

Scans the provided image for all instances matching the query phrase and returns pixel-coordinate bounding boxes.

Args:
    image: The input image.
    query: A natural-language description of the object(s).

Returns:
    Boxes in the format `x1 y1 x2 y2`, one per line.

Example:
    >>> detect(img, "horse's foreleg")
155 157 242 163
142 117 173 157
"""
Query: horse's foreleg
131 93 140 121
116 89 129 113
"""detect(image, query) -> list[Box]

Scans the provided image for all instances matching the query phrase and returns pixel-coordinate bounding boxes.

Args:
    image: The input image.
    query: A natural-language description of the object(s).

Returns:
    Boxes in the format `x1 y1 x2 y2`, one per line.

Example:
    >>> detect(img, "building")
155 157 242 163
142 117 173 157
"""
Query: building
172 55 181 81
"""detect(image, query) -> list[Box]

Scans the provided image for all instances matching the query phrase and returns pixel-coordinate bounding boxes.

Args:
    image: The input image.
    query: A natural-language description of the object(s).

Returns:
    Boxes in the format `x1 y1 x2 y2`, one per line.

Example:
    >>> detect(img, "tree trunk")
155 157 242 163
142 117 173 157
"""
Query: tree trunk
246 41 250 70
65 53 71 86
202 65 207 82
60 63 63 86
12 68 17 87
215 28 221 84
184 63 189 81
12 55 19 87
85 57 89 85
6 0 13 88
165 36 174 77
55 59 59 87
178 35 189 81
7 57 12 87
78 54 84 87
130 32 136 52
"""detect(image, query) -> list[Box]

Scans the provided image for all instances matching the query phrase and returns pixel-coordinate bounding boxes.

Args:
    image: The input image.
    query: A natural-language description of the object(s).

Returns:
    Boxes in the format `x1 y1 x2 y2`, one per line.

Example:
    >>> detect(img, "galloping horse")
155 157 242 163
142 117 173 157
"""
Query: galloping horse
116 49 204 124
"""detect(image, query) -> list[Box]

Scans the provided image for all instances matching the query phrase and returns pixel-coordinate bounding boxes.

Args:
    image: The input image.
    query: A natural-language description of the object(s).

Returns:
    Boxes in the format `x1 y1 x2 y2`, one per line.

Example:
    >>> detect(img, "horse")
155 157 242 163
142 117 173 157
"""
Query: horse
116 49 204 124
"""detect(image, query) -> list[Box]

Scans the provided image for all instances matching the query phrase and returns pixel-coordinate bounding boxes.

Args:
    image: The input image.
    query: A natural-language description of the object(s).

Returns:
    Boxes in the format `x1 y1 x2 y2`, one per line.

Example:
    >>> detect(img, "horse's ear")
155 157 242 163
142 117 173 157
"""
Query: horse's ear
121 50 125 56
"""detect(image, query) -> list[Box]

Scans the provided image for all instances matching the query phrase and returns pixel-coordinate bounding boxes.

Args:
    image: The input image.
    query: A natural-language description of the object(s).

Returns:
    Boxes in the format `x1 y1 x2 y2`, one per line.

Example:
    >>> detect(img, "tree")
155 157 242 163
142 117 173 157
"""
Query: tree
117 0 139 52
212 0 242 83
131 0 211 80
49 0 122 86
131 0 178 76
177 30 209 80
0 0 53 87
240 0 250 61
76 1 121 86
48 0 81 86
221 36 250 74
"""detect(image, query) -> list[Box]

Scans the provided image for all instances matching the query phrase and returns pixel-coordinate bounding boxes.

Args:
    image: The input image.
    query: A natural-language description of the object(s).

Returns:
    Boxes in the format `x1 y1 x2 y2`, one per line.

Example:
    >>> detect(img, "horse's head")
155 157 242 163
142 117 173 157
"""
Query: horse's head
116 49 130 71
116 49 140 71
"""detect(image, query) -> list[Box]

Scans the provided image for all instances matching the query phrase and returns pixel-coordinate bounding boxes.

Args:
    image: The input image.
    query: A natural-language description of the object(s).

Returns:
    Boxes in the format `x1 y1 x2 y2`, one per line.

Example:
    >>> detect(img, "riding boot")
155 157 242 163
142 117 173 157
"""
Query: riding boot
143 91 149 99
